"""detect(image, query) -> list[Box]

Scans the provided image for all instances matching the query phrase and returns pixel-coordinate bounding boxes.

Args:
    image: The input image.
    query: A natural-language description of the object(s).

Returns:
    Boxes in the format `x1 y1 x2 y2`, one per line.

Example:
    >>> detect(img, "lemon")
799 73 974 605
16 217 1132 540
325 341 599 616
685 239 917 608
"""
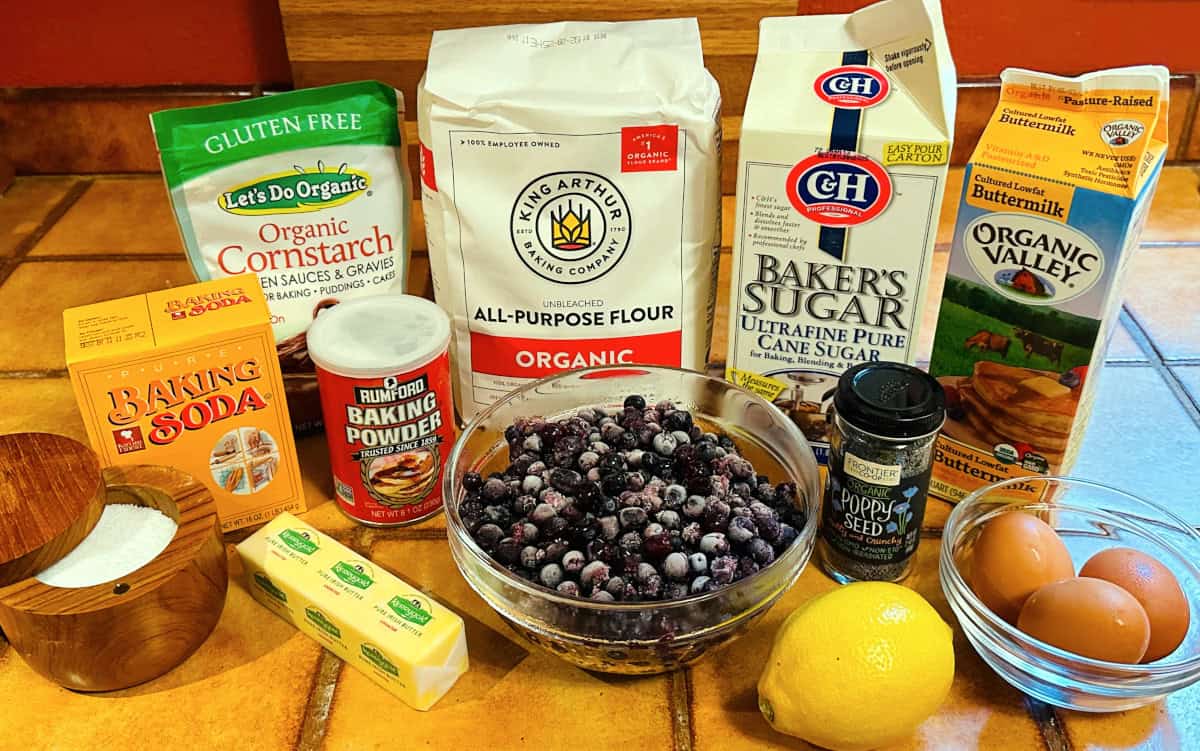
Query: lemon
757 582 954 751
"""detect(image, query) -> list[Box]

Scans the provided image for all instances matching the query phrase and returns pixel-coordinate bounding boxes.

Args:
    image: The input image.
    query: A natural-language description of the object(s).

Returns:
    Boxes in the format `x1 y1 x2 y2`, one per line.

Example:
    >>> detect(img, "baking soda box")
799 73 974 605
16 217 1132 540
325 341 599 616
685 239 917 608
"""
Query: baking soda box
726 0 956 463
928 66 1170 501
65 274 306 531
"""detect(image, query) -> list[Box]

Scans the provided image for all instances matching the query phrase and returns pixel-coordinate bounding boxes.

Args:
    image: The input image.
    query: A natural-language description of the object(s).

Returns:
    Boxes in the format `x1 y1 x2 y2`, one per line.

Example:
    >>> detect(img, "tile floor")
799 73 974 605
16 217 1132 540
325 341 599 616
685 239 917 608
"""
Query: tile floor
1 169 1199 750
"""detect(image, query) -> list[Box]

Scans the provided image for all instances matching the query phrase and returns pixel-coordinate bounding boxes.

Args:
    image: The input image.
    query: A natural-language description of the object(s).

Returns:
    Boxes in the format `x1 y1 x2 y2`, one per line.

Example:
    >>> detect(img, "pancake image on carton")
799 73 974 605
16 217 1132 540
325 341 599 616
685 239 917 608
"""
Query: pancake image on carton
363 449 439 507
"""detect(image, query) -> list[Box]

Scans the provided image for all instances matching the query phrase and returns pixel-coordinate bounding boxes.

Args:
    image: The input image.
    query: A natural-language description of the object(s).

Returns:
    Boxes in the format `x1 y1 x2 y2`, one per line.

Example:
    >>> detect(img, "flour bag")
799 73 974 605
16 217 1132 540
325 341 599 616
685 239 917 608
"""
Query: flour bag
152 81 411 432
418 19 722 418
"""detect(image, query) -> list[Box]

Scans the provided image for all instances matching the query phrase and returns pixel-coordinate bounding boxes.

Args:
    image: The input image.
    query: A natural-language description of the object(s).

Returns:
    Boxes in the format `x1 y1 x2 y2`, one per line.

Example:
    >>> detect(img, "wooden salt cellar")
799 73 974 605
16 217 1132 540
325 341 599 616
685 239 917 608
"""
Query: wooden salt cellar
0 433 227 691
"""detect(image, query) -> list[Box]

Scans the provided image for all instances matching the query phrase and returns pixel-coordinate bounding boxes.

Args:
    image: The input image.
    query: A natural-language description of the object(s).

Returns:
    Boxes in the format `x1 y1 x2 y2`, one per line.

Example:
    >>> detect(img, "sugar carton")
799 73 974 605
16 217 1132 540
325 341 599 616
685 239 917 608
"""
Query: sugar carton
928 66 1170 501
725 0 956 463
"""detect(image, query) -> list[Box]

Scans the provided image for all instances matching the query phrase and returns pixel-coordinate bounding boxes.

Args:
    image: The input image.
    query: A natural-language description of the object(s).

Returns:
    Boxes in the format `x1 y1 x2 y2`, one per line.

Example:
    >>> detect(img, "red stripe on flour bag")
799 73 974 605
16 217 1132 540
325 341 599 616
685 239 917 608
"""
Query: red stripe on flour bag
470 331 682 378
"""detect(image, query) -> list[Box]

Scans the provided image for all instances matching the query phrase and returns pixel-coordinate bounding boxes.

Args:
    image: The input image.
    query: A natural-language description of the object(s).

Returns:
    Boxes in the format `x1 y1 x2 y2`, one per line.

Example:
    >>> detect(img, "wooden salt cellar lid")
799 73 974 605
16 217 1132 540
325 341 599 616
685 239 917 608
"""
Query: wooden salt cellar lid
0 433 105 587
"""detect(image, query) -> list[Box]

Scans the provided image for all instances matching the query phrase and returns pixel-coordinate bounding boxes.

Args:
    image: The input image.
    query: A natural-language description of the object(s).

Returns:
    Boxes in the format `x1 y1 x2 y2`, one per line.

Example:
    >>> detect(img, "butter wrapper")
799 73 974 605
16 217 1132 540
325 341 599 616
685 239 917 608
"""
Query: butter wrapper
237 513 468 710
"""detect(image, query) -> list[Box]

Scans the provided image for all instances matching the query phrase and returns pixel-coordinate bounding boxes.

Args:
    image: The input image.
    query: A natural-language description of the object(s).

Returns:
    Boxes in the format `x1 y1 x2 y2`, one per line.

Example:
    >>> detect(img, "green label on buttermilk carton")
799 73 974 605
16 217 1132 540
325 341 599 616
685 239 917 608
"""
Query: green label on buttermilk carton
361 644 400 677
305 607 342 639
332 560 375 590
388 595 433 626
253 572 288 603
279 528 319 555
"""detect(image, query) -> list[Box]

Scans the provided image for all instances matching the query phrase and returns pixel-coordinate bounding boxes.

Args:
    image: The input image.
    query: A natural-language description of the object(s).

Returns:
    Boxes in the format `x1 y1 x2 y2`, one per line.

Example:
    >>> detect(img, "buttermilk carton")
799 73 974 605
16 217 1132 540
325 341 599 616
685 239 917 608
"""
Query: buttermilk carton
928 66 1170 501
726 0 956 463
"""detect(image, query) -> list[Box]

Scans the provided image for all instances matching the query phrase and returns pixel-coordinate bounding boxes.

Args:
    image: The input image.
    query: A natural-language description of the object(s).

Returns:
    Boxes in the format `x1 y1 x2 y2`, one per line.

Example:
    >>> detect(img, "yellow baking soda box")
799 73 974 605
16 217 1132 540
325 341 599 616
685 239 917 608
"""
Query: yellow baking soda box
237 513 468 711
64 274 305 531
927 66 1170 501
726 0 956 463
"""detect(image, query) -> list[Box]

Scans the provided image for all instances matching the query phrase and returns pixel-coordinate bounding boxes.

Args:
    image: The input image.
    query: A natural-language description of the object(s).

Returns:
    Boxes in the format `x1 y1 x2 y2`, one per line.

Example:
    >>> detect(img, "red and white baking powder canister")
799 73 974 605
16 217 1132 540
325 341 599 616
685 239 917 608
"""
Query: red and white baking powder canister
306 295 454 527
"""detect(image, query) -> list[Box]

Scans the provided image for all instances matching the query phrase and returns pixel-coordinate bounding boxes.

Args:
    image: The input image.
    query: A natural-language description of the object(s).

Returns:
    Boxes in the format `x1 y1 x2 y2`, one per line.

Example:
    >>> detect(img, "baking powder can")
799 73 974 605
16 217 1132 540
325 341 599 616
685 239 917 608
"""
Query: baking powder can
306 294 454 526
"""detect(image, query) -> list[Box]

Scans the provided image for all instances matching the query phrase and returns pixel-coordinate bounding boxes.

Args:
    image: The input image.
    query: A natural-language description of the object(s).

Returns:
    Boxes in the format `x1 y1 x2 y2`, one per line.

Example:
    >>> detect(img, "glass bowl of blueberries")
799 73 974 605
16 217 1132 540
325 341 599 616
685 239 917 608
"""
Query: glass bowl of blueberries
444 365 821 674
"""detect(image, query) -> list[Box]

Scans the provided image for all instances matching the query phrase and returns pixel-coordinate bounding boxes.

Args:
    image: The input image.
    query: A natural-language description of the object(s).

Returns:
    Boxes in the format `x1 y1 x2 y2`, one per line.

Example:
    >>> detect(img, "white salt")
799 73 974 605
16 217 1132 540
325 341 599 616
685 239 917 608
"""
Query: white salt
36 504 178 589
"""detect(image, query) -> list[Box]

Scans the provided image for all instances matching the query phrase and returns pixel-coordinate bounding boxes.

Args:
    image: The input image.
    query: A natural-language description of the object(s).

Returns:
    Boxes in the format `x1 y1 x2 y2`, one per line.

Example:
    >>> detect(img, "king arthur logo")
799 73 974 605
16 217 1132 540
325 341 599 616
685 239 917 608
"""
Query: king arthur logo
550 201 592 251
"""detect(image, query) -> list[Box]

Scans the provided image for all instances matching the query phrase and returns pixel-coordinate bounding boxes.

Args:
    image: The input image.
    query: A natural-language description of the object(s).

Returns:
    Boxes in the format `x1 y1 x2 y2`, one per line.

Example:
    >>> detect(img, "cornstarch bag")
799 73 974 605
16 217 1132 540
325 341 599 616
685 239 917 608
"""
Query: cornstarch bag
151 81 411 433
418 19 722 418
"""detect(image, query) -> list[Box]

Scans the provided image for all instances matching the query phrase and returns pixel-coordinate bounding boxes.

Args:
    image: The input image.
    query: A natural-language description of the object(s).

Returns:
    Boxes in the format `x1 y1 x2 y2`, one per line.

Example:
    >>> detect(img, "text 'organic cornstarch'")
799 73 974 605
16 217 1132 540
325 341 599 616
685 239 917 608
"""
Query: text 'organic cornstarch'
152 82 411 433
725 0 957 464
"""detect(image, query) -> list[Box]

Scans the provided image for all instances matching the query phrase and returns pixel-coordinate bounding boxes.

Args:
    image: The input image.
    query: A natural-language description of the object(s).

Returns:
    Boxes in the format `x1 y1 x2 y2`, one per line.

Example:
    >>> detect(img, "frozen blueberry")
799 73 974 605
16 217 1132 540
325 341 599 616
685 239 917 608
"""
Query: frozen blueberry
662 410 693 434
639 574 664 599
684 494 707 518
580 560 611 590
522 434 543 453
598 516 620 540
544 541 569 563
690 575 713 594
688 552 708 573
511 521 539 544
605 576 626 596
642 522 665 538
562 549 586 573
663 552 689 580
652 432 678 456
671 430 691 446
591 590 616 602
578 451 600 471
626 473 646 492
619 531 643 554
556 580 580 597
619 506 648 528
703 499 732 532
475 523 504 550
520 545 544 569
635 562 658 584
462 471 484 492
777 523 799 549
681 522 703 545
737 557 761 578
663 484 687 506
529 503 557 525
539 563 564 588
699 532 729 556
496 538 522 565
657 509 681 529
543 516 569 540
522 475 544 494
624 394 646 411
483 505 513 527
550 468 583 493
643 532 674 560
728 516 758 544
664 582 689 600
711 555 738 584
559 503 584 524
482 477 509 501
747 537 775 565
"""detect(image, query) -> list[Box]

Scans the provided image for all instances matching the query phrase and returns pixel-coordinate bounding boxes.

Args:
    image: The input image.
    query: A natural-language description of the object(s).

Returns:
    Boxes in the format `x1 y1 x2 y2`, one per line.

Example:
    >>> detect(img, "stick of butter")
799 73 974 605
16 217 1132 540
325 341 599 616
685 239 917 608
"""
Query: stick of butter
237 513 468 710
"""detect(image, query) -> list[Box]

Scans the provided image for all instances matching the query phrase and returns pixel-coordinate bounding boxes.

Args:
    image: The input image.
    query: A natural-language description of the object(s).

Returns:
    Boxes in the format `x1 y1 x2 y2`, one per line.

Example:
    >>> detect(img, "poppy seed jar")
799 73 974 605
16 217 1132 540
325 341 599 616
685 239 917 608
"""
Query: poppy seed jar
818 362 945 583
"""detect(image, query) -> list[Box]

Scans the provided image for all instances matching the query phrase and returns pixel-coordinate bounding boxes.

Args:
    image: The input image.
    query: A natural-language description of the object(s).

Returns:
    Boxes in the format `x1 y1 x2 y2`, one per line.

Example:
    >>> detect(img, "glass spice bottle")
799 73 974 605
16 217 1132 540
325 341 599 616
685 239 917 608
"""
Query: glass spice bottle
817 362 945 583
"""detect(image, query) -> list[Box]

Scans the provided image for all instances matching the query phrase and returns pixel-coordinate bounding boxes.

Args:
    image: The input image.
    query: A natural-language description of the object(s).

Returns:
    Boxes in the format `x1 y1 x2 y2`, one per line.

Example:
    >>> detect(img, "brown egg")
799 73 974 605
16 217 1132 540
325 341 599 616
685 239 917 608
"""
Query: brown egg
1080 547 1191 662
1017 577 1151 663
968 512 1075 623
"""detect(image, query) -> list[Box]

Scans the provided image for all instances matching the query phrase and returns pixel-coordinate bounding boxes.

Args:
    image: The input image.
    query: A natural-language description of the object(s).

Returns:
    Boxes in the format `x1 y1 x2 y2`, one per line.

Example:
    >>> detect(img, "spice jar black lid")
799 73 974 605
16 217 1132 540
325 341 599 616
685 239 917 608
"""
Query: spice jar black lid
833 362 945 439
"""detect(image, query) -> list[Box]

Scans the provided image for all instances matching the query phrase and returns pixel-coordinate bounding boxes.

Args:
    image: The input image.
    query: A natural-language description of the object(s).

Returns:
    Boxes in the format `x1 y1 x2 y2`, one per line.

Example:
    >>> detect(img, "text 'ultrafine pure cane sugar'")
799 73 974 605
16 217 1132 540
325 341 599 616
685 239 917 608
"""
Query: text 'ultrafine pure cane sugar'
725 0 957 464
418 19 722 419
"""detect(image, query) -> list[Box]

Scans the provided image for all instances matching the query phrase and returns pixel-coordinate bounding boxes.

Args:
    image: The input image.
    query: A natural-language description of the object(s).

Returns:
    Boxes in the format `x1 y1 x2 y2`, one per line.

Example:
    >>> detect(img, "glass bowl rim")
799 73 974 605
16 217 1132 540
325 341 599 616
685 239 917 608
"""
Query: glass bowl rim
443 363 821 613
942 475 1200 677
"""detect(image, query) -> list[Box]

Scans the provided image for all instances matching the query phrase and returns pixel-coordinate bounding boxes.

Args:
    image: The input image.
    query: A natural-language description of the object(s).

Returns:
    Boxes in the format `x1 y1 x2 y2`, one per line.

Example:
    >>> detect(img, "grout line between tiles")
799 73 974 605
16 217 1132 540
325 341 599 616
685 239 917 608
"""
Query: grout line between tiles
670 669 696 751
0 178 92 288
1024 696 1073 751
1121 307 1200 428
20 253 185 263
1140 241 1200 248
0 369 67 379
294 650 343 751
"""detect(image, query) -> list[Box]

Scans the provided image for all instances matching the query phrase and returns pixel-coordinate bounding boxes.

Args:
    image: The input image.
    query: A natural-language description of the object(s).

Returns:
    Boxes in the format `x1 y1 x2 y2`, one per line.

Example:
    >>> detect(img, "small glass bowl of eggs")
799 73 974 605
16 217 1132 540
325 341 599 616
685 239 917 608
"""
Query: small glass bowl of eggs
941 476 1200 711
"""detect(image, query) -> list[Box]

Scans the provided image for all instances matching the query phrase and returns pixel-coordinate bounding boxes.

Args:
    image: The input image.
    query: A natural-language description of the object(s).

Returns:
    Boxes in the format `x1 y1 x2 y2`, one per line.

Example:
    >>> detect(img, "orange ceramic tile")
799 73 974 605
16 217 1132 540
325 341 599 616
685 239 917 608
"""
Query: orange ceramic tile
1123 246 1200 360
711 251 733 364
0 258 193 372
690 540 1044 751
0 90 250 174
0 547 324 751
408 253 433 299
0 377 85 440
1140 166 1200 245
319 538 675 750
1062 683 1200 750
0 177 80 258
937 168 964 248
31 177 183 256
952 84 1000 166
1166 75 1196 161
722 194 736 249
922 497 956 532
1072 365 1200 525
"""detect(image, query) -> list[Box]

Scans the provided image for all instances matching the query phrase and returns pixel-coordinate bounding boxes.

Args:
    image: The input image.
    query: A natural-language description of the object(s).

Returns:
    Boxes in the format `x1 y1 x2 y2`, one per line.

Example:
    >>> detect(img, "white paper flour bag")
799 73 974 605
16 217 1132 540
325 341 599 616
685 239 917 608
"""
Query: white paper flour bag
418 19 722 418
